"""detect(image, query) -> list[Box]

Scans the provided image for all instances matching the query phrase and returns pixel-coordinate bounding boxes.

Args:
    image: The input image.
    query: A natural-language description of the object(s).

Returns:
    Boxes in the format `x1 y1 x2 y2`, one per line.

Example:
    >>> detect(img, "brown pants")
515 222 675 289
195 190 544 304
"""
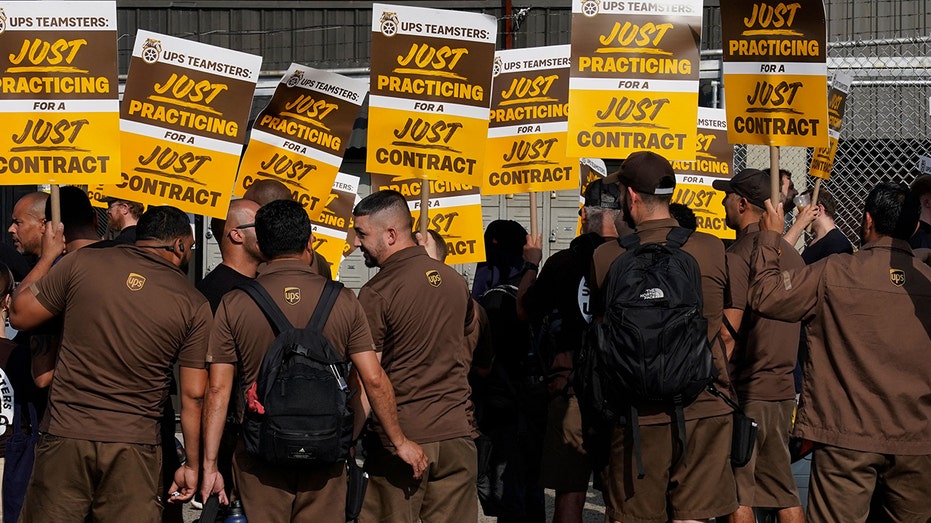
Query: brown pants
360 437 478 523
232 443 346 523
20 434 162 523
808 445 931 523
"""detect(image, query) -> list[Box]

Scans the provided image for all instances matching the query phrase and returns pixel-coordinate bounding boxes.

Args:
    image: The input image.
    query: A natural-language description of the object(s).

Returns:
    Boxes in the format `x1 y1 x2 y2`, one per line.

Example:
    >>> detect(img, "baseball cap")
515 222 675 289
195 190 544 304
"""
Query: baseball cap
582 178 622 210
614 151 676 195
712 168 769 209
911 175 931 197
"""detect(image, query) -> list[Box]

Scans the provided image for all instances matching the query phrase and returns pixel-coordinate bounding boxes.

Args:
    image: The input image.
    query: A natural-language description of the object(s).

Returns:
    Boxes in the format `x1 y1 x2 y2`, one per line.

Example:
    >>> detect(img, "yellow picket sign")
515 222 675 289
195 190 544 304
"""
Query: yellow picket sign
101 30 261 219
367 4 496 186
0 1 120 186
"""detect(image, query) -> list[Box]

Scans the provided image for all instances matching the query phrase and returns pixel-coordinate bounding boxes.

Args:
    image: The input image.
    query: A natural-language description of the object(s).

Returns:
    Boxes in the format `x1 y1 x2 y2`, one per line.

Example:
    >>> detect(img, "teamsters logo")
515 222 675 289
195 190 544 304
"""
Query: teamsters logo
580 0 600 17
890 268 906 287
286 70 303 88
0 9 8 35
426 270 442 287
141 38 162 64
284 287 301 305
379 11 399 37
126 273 146 291
492 56 503 77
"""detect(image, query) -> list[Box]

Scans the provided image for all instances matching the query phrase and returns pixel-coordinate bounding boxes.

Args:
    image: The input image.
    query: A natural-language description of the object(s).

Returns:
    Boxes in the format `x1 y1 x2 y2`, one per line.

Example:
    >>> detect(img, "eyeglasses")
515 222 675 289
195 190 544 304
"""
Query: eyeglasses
235 223 255 230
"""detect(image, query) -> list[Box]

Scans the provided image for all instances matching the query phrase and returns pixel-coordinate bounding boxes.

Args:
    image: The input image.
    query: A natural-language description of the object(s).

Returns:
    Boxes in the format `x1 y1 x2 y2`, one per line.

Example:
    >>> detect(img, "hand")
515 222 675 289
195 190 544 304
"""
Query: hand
40 222 65 261
199 466 229 506
395 438 428 480
523 234 543 266
415 230 443 262
168 463 198 504
793 203 818 228
760 199 786 233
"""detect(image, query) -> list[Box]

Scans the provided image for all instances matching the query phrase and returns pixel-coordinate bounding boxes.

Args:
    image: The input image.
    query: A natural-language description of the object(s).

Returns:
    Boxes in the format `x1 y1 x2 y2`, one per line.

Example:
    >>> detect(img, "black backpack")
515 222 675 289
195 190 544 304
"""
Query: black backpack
238 279 353 468
575 227 715 477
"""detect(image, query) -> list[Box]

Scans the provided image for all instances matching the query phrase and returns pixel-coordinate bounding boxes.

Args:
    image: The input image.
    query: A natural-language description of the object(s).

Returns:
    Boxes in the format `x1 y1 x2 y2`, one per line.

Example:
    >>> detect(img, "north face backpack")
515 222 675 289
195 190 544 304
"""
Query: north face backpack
576 227 714 477
238 279 353 468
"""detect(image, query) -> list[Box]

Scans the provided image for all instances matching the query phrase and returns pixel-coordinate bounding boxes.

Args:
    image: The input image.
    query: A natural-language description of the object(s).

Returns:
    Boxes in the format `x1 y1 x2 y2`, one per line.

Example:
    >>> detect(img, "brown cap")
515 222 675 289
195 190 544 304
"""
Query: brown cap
911 175 931 197
613 151 676 196
712 168 769 209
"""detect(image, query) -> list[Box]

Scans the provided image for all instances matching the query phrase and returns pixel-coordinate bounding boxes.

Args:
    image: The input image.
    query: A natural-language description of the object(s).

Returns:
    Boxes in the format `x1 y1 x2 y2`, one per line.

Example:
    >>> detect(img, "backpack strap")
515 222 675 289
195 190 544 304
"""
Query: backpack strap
238 280 292 335
308 280 345 332
665 227 693 249
619 232 640 250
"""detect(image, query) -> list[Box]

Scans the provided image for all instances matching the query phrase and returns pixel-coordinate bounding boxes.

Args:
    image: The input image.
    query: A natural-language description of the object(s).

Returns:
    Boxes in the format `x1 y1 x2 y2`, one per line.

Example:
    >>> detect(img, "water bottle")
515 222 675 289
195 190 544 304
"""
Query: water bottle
223 500 248 523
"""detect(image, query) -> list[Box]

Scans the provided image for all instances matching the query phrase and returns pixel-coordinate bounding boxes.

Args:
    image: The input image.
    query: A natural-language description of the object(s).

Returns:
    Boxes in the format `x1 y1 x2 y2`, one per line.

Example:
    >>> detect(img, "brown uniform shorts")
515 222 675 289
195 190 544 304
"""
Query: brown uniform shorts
734 399 801 508
602 414 738 523
360 437 477 523
539 395 592 492
232 442 346 523
20 434 163 523
808 445 931 523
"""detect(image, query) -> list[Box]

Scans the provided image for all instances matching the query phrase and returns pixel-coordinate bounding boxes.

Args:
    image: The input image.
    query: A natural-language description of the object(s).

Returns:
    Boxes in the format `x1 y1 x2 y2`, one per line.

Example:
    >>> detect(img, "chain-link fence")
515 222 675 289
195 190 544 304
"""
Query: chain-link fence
723 32 931 245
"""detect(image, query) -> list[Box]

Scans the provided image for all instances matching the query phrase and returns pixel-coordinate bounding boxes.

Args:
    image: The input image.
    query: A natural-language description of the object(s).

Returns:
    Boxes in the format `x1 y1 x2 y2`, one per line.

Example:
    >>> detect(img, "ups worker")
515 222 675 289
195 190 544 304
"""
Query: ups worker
749 184 931 522
9 205 210 522
200 200 426 522
353 190 479 523
590 151 737 523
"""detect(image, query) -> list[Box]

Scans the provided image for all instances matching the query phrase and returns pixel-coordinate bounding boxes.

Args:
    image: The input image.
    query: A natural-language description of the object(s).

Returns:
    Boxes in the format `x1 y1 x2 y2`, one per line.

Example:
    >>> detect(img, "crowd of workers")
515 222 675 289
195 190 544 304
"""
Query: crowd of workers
0 150 929 523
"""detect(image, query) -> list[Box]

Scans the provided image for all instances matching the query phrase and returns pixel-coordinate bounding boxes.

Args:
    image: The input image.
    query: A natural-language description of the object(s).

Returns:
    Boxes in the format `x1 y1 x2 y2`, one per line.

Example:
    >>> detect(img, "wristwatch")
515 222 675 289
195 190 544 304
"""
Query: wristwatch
521 261 539 273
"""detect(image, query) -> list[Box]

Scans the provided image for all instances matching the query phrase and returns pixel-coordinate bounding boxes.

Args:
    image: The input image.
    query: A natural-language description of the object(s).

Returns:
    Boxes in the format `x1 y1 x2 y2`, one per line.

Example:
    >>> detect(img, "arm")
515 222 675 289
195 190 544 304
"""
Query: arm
199 362 234 505
720 308 744 360
783 204 818 247
748 200 823 323
170 365 207 503
350 350 428 479
349 366 372 441
515 233 543 321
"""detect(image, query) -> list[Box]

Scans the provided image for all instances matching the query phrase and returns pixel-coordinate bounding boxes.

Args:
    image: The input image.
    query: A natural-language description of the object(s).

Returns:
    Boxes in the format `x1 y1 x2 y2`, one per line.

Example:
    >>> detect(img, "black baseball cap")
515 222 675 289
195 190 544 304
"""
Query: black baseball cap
581 178 621 215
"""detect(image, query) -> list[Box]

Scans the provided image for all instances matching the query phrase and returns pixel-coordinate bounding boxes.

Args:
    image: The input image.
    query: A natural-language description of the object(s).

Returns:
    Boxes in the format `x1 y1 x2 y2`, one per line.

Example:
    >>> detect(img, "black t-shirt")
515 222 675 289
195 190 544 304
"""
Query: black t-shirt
197 263 254 313
910 220 931 250
803 228 854 264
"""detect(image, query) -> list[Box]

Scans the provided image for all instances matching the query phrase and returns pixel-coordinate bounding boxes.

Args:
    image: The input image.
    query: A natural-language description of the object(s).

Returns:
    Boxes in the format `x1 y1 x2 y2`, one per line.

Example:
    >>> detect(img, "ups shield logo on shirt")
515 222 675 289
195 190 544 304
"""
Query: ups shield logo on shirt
284 287 301 305
426 270 442 288
126 273 146 291
890 268 906 287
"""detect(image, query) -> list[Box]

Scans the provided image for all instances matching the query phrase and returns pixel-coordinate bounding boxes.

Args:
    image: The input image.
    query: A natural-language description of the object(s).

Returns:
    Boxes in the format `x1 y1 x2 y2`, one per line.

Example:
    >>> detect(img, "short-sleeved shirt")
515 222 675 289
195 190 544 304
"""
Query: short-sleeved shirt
359 245 475 445
802 228 853 264
726 222 804 402
32 245 211 445
207 260 373 408
591 218 731 424
197 263 254 314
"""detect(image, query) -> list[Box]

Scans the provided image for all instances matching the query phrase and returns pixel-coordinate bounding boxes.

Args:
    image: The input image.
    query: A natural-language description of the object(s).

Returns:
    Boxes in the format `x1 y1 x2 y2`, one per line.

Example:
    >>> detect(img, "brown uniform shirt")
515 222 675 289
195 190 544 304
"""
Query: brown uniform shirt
751 231 931 455
207 260 374 405
591 218 732 424
32 245 211 445
359 245 475 445
726 222 803 402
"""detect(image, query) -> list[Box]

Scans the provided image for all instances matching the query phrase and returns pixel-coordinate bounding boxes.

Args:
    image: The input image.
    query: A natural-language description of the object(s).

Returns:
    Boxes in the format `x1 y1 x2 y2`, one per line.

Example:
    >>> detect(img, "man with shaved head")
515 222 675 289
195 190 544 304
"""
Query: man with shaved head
353 190 479 522
9 192 48 257
243 178 332 279
197 198 262 505
198 199 263 312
